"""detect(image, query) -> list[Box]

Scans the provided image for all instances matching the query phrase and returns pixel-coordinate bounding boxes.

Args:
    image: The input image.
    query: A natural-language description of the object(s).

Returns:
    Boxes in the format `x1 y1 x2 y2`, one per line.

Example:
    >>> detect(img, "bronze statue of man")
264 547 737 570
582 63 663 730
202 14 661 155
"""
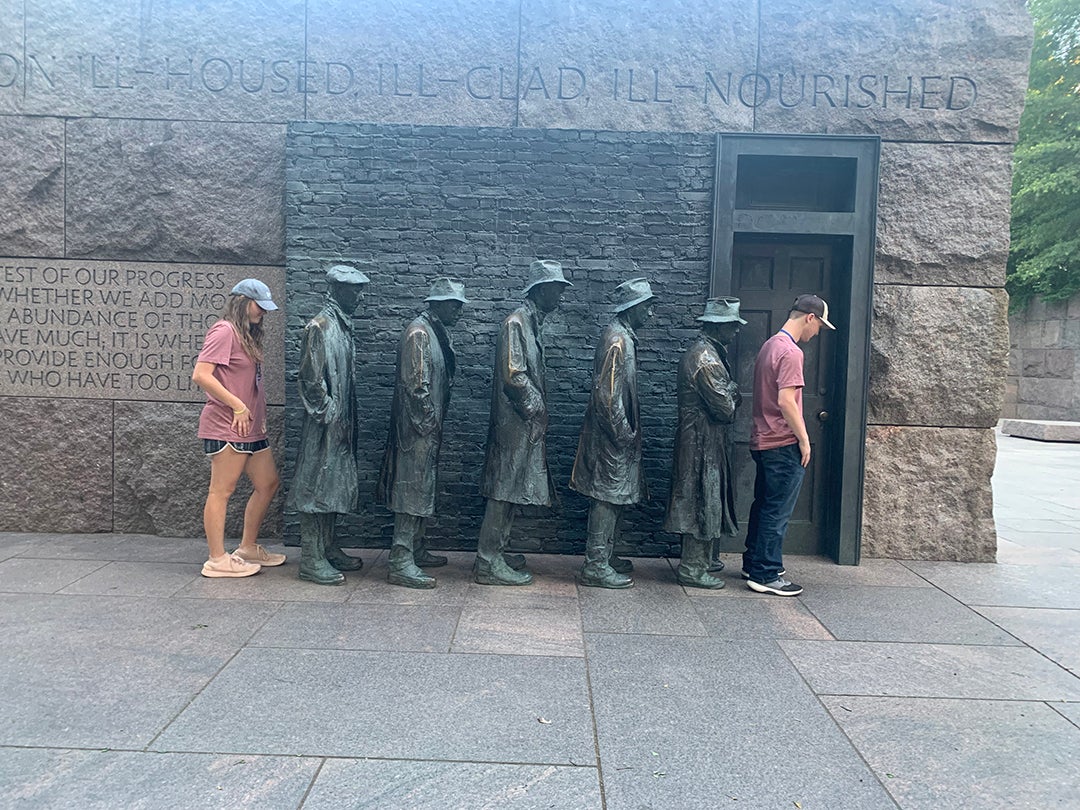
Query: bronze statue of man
664 296 745 589
570 277 656 589
475 259 572 586
288 263 370 586
377 277 467 589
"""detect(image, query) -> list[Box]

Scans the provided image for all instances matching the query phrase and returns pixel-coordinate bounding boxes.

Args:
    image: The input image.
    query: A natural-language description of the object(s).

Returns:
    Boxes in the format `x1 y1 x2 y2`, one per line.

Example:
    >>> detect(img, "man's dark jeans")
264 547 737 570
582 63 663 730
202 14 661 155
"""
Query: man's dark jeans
743 442 806 584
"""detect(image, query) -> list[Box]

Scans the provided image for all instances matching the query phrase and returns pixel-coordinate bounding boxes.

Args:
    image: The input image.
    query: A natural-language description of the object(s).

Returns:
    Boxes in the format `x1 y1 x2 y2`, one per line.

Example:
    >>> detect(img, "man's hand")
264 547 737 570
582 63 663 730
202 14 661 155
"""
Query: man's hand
798 437 811 467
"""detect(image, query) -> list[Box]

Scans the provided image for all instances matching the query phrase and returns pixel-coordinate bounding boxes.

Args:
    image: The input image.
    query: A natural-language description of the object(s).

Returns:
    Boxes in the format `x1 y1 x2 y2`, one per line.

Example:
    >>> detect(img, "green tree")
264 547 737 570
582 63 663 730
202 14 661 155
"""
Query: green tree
1007 0 1080 310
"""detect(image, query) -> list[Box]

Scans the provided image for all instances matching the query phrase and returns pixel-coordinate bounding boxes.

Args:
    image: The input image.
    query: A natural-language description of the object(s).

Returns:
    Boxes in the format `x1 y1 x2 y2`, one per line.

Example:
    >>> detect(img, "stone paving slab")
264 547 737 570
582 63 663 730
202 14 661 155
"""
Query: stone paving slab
1000 418 1080 442
1051 702 1080 727
248 602 460 654
799 585 1022 645
174 562 361 603
689 594 834 640
0 748 320 810
154 648 596 764
303 759 602 809
578 559 707 636
451 600 584 657
0 557 109 594
995 539 1080 566
780 640 1080 701
974 606 1080 673
345 552 474 606
821 696 1080 810
585 633 896 809
903 561 1080 609
2 532 210 564
57 561 201 599
0 594 279 749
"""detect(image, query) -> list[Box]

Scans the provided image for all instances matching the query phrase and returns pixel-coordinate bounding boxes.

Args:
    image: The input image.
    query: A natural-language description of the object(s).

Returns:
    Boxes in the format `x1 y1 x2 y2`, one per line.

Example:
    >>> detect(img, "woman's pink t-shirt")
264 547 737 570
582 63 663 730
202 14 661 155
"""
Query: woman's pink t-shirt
196 320 268 442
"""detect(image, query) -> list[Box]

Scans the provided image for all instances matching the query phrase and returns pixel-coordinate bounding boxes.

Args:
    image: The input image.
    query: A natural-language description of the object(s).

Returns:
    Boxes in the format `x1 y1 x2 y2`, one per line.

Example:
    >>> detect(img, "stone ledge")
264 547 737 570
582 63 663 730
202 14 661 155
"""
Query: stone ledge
1000 419 1080 443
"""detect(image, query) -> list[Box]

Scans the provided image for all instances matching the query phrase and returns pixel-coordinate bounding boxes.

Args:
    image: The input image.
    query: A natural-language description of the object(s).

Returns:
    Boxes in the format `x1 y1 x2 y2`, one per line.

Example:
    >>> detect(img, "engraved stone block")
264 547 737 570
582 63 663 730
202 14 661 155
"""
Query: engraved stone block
0 259 284 404
0 397 113 532
113 402 284 538
869 285 1009 428
66 119 285 265
306 0 518 126
0 5 24 114
18 0 304 121
756 0 1032 141
0 117 64 256
862 426 997 561
876 143 1013 286
518 0 756 131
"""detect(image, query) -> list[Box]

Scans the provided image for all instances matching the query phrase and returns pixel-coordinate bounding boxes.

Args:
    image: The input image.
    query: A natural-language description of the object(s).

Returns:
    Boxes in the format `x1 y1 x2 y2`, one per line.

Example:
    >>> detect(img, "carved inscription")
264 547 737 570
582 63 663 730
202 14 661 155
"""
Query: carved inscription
0 51 982 113
0 260 282 402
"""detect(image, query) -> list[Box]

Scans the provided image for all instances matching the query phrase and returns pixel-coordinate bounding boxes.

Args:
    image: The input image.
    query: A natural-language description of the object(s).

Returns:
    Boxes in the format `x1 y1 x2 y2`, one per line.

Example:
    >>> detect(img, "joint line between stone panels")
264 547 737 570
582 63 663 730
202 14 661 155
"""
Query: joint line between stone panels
513 0 523 127
302 0 309 122
296 757 327 810
141 600 287 752
774 640 904 810
866 422 1002 430
110 399 115 531
62 118 68 258
579 600 608 809
21 0 26 102
1048 702 1080 732
879 138 1017 148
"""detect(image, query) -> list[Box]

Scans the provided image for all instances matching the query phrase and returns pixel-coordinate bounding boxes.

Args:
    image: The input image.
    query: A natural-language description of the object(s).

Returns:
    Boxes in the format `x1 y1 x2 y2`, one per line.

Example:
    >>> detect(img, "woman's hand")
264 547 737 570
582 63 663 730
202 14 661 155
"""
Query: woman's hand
232 406 253 437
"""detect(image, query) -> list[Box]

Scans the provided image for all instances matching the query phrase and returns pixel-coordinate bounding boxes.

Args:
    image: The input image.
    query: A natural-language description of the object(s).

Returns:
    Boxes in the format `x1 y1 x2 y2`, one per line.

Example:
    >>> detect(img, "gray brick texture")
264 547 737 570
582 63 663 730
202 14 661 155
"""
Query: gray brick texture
285 122 717 556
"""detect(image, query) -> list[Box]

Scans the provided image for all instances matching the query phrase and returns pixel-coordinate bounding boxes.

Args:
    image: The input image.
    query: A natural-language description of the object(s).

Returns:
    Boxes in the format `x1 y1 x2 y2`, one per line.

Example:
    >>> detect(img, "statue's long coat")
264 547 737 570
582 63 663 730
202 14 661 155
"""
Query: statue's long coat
569 318 647 506
288 299 360 515
664 334 741 539
479 300 556 506
377 311 455 517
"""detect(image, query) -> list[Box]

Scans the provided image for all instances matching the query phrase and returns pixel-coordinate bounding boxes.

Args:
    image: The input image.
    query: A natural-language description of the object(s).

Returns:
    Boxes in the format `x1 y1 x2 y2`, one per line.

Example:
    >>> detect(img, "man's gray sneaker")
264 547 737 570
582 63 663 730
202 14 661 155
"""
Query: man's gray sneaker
746 577 802 596
741 568 785 579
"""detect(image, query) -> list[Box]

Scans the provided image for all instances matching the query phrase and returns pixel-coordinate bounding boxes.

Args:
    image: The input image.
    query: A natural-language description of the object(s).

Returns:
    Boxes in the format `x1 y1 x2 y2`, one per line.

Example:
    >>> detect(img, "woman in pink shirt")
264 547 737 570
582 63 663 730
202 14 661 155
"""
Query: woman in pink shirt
191 279 285 578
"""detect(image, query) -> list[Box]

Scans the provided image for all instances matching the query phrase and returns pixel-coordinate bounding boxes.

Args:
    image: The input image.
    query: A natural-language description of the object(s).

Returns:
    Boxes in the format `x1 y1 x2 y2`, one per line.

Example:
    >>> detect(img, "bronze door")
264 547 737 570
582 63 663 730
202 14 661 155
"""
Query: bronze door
728 240 836 555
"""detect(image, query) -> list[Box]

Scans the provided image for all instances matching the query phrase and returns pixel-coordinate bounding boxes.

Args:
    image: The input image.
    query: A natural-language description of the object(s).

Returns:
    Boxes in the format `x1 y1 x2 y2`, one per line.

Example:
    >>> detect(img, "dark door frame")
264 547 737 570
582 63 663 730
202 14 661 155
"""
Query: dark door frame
709 133 880 566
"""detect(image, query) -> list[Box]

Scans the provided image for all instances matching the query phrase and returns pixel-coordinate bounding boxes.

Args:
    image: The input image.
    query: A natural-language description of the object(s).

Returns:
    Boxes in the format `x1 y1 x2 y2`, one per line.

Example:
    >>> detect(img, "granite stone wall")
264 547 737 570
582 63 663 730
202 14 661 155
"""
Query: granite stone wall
0 0 1032 561
1003 293 1080 422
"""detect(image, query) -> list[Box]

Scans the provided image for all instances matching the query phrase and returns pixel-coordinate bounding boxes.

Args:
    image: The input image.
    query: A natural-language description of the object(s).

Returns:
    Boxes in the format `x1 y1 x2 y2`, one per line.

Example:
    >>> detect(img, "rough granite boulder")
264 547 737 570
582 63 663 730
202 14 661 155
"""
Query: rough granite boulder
0 398 114 532
0 117 65 257
862 425 997 561
113 402 284 539
65 119 285 265
869 285 1009 428
875 142 1014 287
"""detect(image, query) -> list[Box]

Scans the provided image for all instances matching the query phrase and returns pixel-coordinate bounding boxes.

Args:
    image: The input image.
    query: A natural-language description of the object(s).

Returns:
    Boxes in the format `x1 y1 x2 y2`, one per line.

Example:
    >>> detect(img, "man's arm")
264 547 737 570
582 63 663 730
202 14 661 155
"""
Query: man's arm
777 386 810 467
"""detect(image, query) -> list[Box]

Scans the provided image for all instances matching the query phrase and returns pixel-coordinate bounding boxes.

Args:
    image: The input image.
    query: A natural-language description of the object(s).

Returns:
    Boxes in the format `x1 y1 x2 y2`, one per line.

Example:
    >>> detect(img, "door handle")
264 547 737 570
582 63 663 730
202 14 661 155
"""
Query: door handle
817 410 829 422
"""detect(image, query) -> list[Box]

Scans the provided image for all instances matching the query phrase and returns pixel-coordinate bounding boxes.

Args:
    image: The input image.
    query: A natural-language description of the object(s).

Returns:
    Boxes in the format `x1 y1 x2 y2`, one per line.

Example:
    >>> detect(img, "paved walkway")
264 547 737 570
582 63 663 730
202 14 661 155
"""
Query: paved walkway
1 431 1078 809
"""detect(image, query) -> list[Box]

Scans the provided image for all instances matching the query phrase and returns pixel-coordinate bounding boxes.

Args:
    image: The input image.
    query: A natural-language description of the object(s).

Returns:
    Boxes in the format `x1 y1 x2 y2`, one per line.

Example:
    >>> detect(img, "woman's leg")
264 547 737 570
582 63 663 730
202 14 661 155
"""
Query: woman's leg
204 447 249 559
237 448 280 552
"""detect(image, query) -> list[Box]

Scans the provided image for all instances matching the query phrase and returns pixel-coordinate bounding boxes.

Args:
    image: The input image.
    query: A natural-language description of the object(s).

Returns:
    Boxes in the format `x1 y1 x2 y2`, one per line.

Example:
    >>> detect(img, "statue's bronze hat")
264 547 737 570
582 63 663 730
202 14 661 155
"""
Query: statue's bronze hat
326 263 370 285
613 278 656 312
697 296 747 324
426 277 468 303
522 259 573 295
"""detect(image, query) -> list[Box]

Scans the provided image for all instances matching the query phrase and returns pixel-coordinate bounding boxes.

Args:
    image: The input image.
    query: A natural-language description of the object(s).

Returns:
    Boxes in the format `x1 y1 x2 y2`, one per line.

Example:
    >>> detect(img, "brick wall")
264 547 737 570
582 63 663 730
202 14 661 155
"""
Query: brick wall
1004 293 1080 422
285 122 716 555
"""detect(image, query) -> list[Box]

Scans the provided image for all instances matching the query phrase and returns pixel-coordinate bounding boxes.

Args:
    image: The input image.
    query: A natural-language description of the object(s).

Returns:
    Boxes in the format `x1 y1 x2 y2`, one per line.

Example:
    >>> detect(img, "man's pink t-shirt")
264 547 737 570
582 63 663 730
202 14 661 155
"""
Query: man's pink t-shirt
196 320 268 442
749 332 804 451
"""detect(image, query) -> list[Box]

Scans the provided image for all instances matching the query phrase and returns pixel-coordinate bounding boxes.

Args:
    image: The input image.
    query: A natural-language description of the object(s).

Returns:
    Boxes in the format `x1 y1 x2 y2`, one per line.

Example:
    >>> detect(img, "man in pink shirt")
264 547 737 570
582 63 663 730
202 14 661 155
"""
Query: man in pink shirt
743 294 836 595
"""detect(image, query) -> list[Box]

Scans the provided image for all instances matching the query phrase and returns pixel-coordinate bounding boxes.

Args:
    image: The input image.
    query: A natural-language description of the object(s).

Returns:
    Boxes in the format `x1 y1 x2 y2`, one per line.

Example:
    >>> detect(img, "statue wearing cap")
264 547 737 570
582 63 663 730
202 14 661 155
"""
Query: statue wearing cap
376 277 467 589
474 259 572 586
569 276 656 589
664 297 746 589
288 262 370 586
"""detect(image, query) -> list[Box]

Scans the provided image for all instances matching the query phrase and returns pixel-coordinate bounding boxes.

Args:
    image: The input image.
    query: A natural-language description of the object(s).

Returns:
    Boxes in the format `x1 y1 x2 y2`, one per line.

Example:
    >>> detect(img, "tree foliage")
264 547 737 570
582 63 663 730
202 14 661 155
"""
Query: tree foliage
1007 0 1080 310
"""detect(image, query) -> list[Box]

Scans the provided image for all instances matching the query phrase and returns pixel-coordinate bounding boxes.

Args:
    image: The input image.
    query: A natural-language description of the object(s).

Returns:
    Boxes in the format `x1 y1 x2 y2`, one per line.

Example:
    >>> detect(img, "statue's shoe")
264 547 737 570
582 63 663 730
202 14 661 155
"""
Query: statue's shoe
298 562 346 586
475 558 533 586
414 550 448 568
609 555 634 574
677 570 726 590
579 565 633 589
503 553 526 570
388 567 436 589
324 551 364 572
